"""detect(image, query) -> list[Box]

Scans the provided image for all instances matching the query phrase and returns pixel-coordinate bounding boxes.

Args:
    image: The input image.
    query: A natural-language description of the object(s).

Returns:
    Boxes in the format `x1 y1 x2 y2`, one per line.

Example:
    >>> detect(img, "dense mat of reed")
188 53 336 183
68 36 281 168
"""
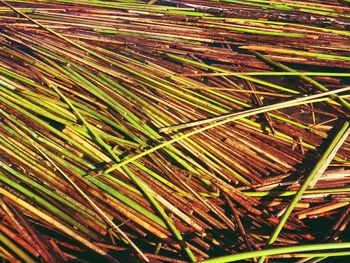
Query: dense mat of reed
0 0 349 262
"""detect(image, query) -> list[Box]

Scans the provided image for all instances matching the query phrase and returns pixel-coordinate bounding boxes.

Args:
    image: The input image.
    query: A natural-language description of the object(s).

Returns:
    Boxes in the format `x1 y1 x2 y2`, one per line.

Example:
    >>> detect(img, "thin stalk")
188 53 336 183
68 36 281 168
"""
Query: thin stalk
0 187 116 262
105 87 349 174
258 120 350 263
200 243 350 263
40 72 195 261
0 231 35 263
160 87 349 132
251 51 350 112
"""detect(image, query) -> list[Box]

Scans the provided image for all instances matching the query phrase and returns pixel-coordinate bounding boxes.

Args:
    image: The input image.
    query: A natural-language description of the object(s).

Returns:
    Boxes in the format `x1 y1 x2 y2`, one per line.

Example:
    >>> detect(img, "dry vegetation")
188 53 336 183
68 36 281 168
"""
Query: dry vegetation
0 0 350 262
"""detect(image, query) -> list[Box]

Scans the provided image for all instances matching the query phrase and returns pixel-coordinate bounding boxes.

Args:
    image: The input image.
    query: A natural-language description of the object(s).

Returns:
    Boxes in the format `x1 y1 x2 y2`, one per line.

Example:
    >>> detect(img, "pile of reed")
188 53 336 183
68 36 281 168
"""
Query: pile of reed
0 0 350 262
